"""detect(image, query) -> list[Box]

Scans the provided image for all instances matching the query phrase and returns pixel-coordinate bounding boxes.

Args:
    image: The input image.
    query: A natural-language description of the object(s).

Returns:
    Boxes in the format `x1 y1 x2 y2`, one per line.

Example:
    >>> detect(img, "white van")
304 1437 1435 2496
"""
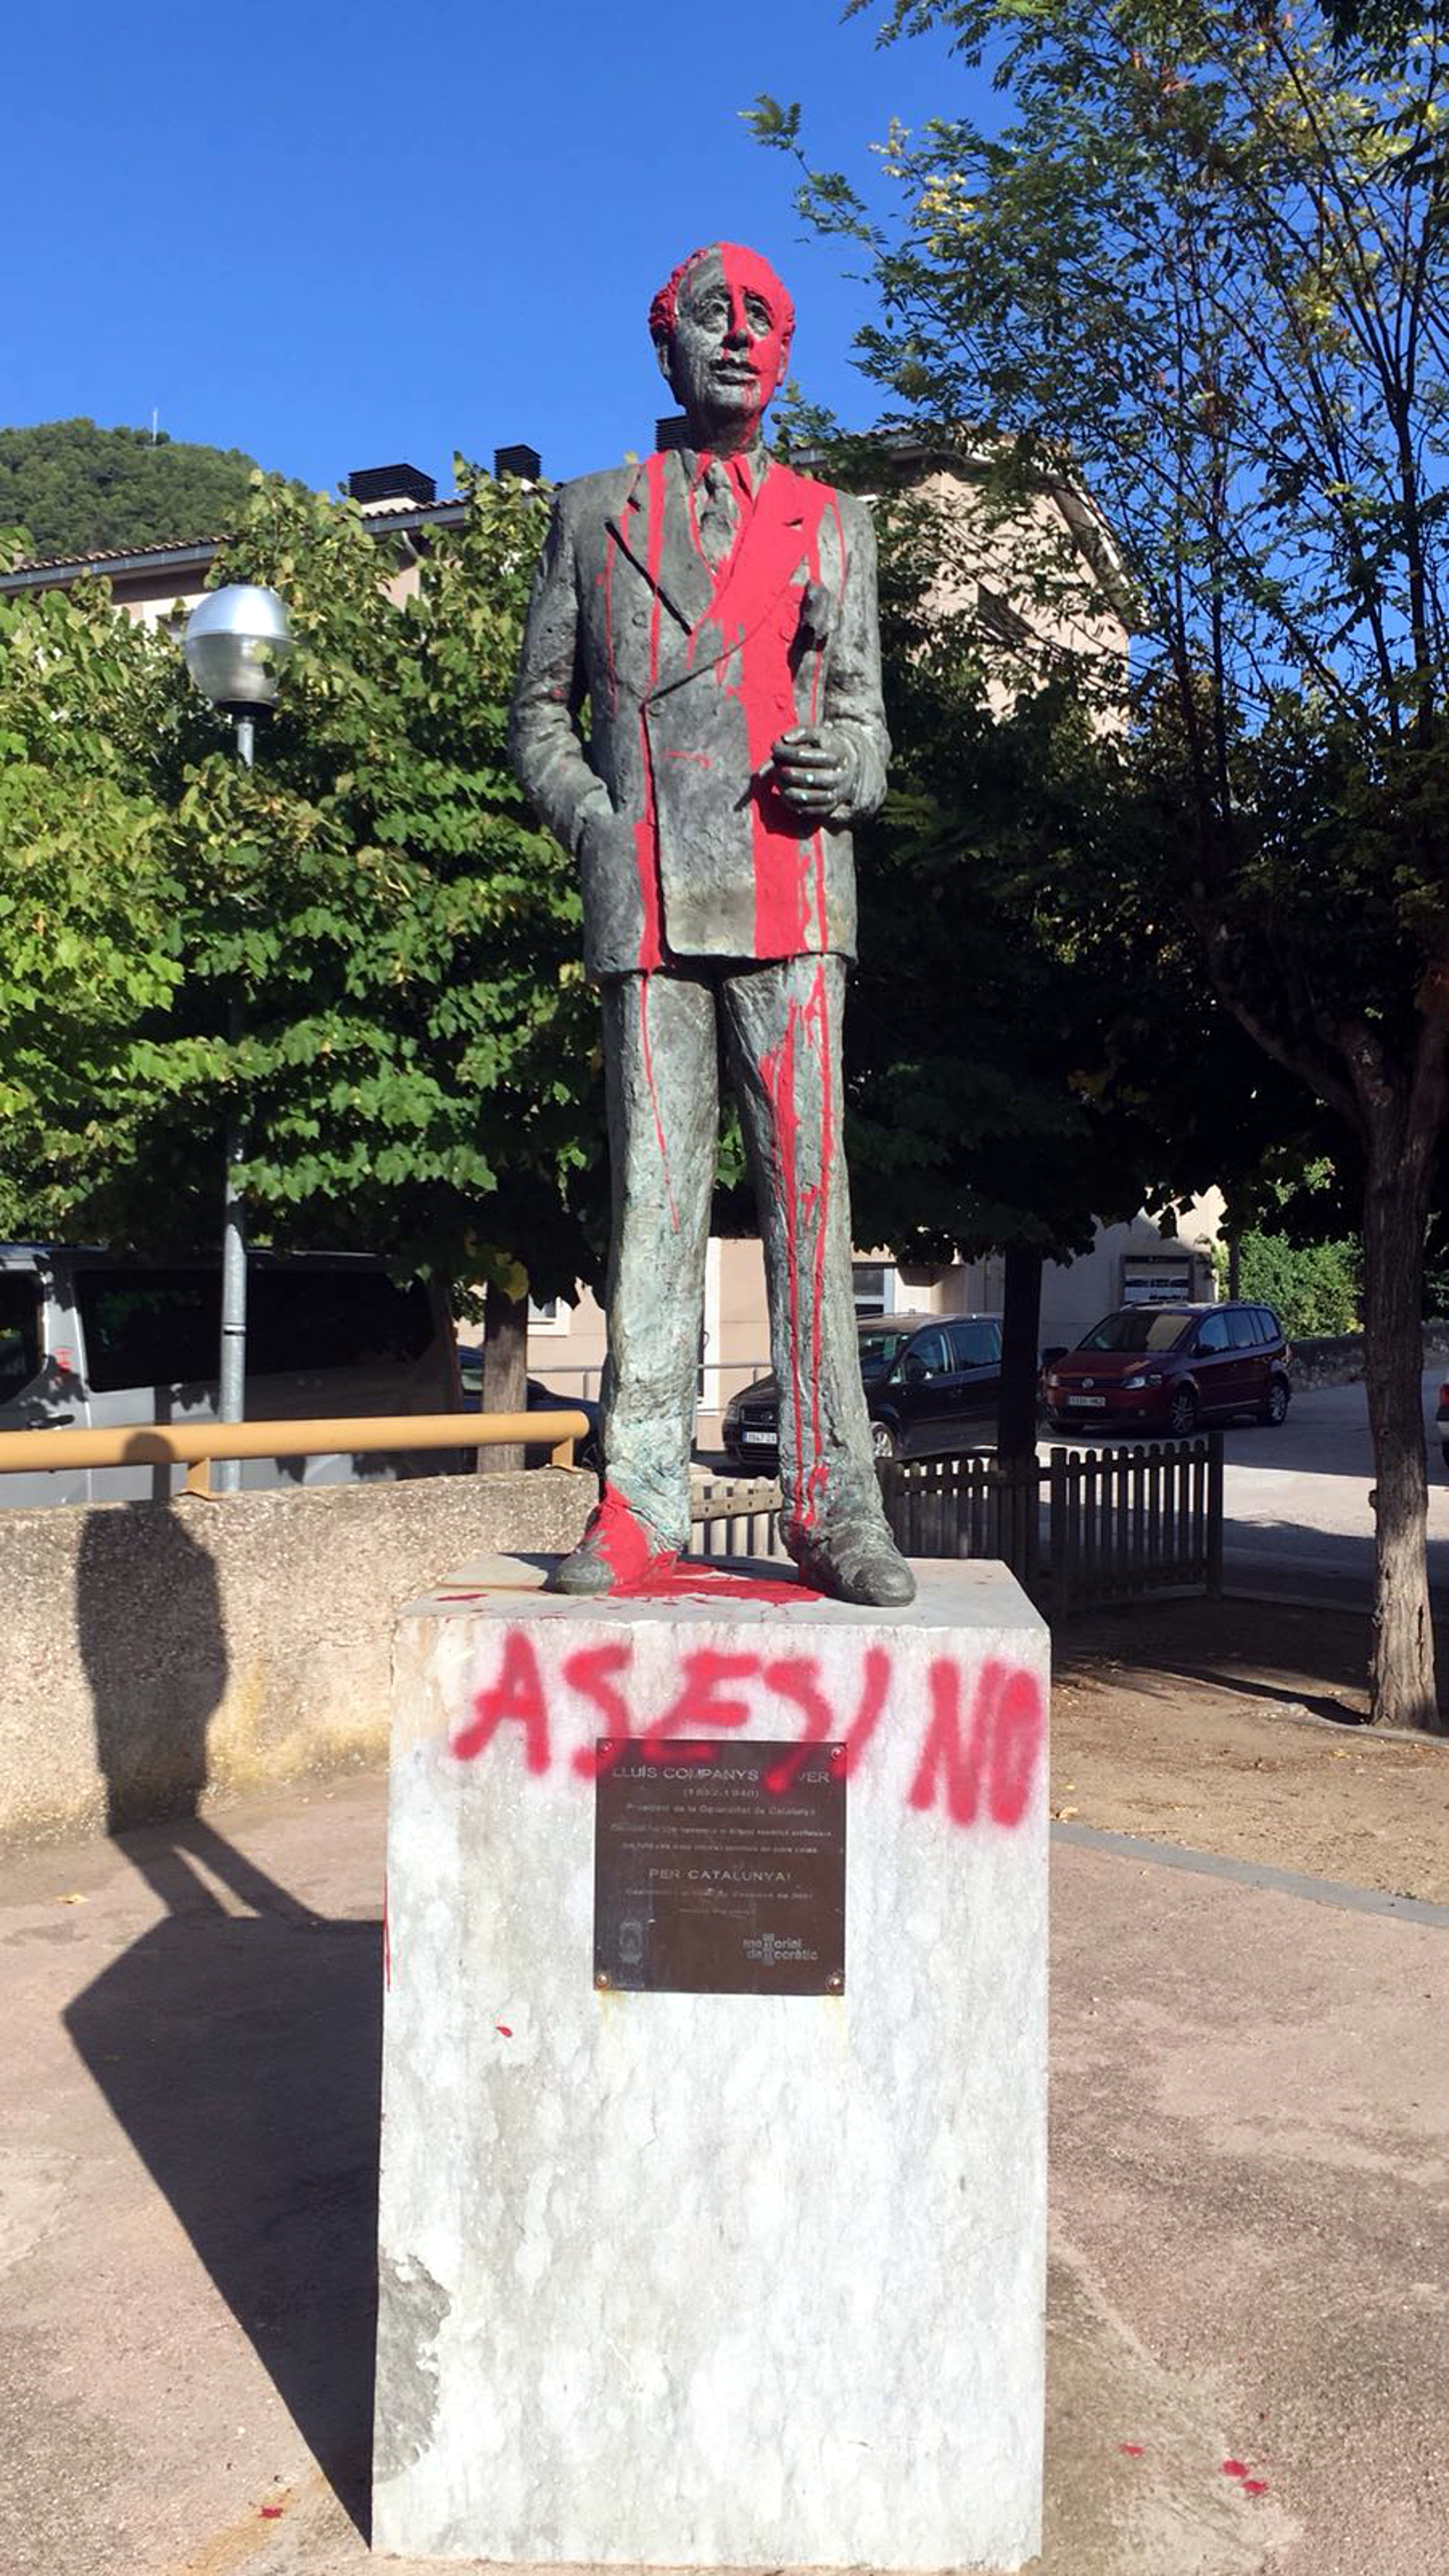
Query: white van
0 1244 461 1506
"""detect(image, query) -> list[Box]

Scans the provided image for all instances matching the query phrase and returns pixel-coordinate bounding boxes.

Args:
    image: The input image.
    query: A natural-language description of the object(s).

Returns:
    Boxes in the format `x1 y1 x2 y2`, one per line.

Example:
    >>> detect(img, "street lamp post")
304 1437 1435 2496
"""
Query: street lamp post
182 585 293 1493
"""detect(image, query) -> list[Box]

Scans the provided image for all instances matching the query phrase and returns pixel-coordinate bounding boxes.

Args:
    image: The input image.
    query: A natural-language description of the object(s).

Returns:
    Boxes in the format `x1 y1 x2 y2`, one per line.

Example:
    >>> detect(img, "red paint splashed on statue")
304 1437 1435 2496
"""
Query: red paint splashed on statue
584 1483 679 1590
648 241 796 375
799 964 833 1527
761 975 832 1533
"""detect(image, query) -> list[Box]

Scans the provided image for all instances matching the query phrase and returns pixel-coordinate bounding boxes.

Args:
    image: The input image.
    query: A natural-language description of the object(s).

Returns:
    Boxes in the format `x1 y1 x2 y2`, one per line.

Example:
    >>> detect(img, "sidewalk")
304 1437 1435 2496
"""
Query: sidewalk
2 1768 1445 2576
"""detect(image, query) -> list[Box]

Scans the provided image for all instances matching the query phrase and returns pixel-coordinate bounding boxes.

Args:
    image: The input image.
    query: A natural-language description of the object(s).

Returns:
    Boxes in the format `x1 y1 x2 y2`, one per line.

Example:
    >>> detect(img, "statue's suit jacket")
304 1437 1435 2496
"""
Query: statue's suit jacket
508 450 890 977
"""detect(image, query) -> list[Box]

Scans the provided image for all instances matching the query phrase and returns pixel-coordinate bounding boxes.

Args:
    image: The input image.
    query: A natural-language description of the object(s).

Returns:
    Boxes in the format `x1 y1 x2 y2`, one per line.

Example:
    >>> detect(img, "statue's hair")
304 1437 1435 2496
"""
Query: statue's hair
648 243 795 355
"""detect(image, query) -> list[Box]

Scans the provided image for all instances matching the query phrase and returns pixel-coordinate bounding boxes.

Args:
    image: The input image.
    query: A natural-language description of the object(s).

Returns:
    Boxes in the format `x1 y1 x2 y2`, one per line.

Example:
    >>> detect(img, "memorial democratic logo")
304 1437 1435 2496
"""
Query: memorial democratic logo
742 1934 818 1966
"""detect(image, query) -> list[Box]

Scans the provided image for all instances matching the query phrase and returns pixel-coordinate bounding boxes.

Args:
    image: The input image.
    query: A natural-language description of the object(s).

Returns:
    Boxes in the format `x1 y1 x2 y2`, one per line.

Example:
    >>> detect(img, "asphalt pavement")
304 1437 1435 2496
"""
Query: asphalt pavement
704 1369 1449 1610
1035 1366 1449 1609
1199 1366 1448 1608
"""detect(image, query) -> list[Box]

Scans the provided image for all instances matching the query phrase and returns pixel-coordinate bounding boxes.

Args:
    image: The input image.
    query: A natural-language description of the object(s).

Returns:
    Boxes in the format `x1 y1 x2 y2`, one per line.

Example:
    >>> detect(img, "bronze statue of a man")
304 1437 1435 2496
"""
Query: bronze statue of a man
509 241 913 1607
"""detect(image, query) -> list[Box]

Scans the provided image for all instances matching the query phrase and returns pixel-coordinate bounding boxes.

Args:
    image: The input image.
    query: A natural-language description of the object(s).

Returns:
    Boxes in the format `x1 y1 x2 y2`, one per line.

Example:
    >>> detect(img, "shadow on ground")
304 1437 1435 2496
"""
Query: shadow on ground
1053 1592 1427 1728
64 1497 382 2538
62 1837 382 2536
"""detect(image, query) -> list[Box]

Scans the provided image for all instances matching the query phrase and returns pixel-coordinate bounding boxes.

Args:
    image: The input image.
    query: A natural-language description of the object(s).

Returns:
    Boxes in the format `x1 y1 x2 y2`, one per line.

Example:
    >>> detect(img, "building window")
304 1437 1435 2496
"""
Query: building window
1121 1255 1195 1305
528 1296 565 1334
852 1262 898 1319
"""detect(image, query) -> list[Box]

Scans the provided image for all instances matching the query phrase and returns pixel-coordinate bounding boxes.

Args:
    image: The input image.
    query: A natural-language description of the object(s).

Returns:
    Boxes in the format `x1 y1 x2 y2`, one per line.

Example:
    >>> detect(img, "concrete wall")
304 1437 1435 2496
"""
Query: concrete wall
1290 1323 1449 1392
0 1469 591 1846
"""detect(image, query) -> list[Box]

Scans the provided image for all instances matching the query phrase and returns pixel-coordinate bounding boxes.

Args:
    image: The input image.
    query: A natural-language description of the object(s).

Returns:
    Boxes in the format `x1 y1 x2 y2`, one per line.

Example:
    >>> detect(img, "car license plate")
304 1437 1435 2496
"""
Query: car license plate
1065 1394 1107 1407
741 1428 777 1444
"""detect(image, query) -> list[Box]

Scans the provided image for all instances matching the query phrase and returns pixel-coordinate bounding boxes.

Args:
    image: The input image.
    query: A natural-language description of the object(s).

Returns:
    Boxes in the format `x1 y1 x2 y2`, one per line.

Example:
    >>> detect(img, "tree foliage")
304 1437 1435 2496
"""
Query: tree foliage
843 486 1292 1260
1235 1226 1363 1334
0 419 271 563
754 0 1449 1723
0 470 604 1314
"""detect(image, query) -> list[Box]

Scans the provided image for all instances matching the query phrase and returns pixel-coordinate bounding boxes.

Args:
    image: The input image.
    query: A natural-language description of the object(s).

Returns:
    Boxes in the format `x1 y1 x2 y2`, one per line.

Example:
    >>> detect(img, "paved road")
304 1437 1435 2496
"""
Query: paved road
1205 1366 1447 1607
706 1370 1449 1608
1032 1367 1449 1609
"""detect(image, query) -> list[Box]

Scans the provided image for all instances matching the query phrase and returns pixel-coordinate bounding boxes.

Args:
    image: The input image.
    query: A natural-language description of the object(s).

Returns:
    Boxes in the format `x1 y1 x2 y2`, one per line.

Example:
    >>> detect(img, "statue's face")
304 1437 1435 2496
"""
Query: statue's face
661 246 791 444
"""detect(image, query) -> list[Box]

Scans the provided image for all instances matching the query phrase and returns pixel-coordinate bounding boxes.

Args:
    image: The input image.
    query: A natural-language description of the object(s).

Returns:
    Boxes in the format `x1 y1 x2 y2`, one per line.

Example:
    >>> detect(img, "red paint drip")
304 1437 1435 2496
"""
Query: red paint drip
260 2505 284 2519
831 1647 891 1778
1222 2461 1249 2479
761 1655 834 1793
1119 2444 1144 2458
799 965 831 1527
761 1005 809 1524
496 2024 513 2038
1242 2480 1269 2497
761 978 831 1532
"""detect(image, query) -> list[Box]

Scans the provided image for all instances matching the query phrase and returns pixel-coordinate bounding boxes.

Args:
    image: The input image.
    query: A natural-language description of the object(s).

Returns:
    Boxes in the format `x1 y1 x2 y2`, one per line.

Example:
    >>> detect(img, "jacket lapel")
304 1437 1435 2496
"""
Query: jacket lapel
603 455 819 695
604 453 714 643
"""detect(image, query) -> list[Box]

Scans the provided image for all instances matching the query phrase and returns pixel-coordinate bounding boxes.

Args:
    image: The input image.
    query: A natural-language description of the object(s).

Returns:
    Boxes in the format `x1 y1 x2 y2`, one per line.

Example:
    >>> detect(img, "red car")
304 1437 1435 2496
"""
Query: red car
1041 1301 1291 1438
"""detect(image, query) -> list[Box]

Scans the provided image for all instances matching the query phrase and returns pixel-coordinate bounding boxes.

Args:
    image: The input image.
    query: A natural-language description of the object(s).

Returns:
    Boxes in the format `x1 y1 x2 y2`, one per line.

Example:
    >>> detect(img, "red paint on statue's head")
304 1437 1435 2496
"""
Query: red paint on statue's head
649 242 795 420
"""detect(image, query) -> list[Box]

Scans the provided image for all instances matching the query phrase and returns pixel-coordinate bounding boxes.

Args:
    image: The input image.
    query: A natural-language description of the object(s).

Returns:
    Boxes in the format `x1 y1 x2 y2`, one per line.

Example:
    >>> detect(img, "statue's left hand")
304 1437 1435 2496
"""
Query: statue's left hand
770 726 856 820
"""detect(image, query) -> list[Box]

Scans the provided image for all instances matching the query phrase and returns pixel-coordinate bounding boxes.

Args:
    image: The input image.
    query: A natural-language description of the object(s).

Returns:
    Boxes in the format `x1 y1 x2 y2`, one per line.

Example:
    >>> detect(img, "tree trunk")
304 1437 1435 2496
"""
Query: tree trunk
1361 1130 1441 1730
477 1281 529 1475
997 1244 1045 1462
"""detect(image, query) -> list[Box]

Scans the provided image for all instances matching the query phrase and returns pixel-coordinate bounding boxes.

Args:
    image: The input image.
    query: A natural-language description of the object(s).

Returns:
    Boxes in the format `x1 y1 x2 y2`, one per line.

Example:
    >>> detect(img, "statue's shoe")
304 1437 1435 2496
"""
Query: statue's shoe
786 1521 916 1608
547 1485 678 1597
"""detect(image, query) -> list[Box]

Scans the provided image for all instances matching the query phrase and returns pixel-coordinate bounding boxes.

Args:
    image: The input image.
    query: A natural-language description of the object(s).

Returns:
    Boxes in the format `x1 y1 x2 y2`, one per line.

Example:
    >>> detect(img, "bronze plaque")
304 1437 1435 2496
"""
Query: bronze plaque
593 1739 846 1995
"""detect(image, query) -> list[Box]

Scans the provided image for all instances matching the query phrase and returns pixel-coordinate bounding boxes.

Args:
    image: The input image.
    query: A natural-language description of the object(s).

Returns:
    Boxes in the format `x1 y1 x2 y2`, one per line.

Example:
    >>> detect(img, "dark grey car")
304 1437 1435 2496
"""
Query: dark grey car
722 1313 1003 1467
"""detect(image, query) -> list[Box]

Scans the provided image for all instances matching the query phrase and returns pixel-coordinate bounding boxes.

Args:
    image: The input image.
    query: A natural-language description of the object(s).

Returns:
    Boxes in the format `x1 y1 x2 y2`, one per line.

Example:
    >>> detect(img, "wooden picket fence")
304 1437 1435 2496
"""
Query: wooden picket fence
687 1434 1223 1618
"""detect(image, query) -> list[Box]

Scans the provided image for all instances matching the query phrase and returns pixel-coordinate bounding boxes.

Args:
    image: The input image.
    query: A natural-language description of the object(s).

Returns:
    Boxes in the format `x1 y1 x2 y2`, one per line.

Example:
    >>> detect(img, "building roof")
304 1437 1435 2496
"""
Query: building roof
0 492 472 598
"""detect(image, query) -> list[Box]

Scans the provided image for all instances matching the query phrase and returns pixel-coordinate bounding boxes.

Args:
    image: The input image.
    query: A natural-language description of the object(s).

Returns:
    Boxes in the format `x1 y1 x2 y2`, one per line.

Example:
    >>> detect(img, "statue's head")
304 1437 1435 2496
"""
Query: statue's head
649 243 794 447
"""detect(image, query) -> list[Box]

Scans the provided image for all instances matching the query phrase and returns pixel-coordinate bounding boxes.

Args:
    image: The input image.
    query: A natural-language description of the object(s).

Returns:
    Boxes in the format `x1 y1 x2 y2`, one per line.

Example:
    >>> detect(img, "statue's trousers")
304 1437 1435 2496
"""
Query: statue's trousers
599 955 884 1553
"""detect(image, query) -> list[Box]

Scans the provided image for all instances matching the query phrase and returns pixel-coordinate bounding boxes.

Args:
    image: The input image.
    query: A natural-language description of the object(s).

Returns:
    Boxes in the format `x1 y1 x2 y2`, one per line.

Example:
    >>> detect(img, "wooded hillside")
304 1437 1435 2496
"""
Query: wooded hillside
0 419 269 562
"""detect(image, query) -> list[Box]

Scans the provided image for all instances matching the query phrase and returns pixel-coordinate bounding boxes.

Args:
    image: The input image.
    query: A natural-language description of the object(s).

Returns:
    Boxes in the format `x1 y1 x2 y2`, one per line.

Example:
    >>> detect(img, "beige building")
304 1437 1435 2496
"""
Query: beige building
532 1206 1220 1449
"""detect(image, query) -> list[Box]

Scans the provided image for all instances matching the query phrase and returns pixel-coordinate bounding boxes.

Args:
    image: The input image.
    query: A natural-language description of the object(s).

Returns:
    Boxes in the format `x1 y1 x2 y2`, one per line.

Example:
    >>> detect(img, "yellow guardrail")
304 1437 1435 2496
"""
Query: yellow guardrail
0 1410 589 1497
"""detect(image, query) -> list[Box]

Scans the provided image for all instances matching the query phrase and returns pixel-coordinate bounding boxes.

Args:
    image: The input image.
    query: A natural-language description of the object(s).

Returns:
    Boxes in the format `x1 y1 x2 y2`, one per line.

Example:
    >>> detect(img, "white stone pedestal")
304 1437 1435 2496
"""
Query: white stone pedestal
373 1556 1049 2571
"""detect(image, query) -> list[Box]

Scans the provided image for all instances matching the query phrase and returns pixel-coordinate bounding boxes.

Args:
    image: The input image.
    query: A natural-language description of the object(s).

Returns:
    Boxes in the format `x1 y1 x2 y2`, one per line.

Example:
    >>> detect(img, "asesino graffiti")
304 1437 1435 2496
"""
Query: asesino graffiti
450 1635 1044 1829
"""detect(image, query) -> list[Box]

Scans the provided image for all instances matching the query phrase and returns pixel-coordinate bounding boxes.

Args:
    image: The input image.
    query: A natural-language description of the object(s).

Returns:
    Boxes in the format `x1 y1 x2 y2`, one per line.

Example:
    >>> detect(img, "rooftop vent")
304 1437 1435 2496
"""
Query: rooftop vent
347 463 437 511
655 415 691 453
494 443 542 481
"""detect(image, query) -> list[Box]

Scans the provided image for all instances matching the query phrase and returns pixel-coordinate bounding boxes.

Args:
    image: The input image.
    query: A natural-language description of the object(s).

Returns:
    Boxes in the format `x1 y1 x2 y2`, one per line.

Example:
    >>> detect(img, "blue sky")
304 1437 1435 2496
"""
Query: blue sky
11 0 967 498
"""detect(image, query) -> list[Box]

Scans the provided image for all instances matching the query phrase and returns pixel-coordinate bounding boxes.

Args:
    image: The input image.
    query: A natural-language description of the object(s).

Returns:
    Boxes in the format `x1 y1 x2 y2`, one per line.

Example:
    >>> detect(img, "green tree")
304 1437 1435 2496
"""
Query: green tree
0 472 604 1434
0 419 271 562
832 482 1301 1450
754 0 1449 1728
1234 1229 1362 1335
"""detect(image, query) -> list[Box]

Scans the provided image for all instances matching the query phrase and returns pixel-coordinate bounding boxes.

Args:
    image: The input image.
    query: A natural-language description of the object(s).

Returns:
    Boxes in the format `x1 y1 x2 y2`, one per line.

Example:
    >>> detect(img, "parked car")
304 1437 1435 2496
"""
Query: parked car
1040 1300 1291 1438
0 1242 461 1507
722 1312 1003 1467
456 1351 602 1470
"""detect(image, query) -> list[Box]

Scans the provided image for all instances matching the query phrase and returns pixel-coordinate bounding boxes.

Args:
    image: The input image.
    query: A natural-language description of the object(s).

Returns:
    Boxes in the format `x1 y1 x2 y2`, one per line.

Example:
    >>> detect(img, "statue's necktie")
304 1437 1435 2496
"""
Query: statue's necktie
696 459 745 571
